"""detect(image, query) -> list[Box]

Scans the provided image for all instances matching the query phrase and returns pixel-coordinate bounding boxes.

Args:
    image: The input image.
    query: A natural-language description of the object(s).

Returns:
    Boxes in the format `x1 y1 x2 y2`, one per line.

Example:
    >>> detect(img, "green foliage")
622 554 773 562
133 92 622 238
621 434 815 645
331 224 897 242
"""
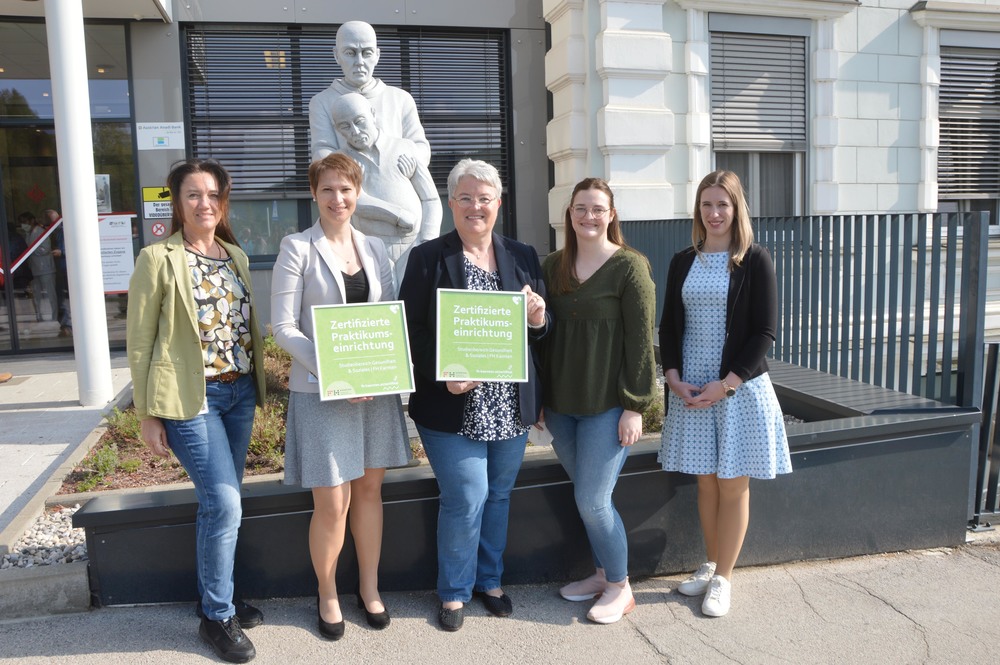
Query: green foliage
119 458 142 474
87 443 120 478
104 407 142 448
642 395 665 435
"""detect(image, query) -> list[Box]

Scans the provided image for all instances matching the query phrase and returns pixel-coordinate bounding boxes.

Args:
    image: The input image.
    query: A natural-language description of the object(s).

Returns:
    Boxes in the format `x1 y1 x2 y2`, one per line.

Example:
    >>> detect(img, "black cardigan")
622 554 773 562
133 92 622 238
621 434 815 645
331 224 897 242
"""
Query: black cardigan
398 229 549 433
658 243 777 383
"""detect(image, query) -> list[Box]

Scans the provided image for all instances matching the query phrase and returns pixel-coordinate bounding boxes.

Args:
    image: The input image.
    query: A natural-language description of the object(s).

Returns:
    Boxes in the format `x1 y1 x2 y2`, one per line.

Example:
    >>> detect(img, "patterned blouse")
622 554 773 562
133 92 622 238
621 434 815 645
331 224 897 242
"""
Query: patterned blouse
459 256 528 441
185 249 254 377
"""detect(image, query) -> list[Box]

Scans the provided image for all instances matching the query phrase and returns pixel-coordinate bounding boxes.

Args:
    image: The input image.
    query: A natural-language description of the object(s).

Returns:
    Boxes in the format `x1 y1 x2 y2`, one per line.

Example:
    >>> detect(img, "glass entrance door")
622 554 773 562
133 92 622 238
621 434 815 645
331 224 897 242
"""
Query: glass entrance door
0 125 68 350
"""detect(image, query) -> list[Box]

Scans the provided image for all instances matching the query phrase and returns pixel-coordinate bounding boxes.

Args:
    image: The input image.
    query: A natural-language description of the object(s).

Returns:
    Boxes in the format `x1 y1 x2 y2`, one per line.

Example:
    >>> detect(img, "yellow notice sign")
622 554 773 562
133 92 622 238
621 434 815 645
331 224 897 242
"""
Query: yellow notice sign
142 186 172 219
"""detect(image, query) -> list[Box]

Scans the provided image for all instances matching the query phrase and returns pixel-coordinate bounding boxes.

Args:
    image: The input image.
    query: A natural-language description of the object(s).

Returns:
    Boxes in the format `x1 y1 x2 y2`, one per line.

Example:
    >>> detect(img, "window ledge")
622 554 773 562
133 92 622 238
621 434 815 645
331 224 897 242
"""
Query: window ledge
675 0 858 20
911 1 1000 31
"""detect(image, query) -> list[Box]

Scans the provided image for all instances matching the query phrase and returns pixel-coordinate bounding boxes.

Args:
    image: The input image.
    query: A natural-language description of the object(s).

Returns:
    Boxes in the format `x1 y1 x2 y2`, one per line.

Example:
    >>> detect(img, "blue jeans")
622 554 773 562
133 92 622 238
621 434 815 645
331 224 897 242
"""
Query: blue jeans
544 407 630 583
417 424 528 603
162 374 257 621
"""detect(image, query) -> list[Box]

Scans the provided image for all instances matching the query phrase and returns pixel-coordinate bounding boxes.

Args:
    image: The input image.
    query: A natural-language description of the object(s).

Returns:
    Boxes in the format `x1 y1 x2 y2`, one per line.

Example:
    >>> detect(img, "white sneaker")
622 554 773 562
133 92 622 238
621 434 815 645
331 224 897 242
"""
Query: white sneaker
559 568 606 602
677 562 716 596
701 575 731 617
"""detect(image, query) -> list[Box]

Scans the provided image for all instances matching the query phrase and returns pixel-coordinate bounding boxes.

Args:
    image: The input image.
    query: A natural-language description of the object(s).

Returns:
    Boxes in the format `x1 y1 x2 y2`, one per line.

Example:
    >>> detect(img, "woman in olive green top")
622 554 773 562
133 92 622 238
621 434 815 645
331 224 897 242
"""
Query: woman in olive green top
541 177 657 625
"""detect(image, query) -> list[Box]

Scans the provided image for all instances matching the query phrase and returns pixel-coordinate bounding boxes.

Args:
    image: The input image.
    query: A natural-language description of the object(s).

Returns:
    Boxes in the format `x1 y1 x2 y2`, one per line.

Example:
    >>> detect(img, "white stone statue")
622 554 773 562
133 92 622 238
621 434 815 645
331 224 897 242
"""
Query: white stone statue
331 93 442 283
309 21 430 167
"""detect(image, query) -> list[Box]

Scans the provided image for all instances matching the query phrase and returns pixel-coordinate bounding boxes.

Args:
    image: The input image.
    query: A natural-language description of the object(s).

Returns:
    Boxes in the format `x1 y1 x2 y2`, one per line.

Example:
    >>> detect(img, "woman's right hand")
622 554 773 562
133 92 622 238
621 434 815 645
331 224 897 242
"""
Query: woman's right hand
141 417 170 458
446 380 481 395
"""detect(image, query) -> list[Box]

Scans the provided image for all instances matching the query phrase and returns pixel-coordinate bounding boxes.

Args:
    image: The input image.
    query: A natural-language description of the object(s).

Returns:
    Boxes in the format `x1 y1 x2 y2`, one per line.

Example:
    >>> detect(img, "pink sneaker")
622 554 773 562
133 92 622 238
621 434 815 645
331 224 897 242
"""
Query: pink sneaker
586 578 636 624
559 568 607 602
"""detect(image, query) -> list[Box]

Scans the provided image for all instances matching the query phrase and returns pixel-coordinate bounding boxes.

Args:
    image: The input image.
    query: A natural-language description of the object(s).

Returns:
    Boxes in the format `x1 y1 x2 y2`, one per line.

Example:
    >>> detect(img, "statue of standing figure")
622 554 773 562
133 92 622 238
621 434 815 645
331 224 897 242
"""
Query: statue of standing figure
309 20 439 278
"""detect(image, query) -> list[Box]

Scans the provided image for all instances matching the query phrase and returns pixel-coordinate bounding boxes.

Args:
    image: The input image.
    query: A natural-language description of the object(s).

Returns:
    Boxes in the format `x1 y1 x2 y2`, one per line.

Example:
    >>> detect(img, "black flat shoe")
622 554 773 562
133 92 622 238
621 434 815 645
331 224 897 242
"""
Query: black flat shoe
316 597 345 640
195 599 264 629
473 590 513 617
199 616 256 663
438 604 464 632
356 592 391 630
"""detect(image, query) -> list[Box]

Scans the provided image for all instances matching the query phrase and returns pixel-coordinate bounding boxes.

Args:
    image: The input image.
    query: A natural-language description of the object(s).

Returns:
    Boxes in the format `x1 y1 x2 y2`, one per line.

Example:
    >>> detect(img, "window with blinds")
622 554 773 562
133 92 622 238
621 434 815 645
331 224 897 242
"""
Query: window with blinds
710 32 807 152
182 25 510 198
939 46 1000 199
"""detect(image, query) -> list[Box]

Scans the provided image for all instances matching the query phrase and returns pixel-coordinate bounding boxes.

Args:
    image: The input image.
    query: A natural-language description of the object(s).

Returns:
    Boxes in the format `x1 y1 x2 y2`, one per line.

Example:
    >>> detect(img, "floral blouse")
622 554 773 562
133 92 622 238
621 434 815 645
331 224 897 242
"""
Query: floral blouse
186 249 253 376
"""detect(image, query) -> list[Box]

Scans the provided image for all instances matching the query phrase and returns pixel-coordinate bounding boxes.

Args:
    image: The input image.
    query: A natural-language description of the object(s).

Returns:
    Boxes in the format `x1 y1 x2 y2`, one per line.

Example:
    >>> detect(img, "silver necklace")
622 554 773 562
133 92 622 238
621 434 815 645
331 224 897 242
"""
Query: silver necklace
183 235 222 259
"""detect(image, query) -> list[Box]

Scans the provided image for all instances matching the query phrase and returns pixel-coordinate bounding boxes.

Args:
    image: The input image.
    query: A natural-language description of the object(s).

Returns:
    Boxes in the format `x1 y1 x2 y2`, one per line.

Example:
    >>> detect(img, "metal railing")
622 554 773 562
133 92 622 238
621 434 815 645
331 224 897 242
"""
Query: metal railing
973 342 1000 529
623 212 989 408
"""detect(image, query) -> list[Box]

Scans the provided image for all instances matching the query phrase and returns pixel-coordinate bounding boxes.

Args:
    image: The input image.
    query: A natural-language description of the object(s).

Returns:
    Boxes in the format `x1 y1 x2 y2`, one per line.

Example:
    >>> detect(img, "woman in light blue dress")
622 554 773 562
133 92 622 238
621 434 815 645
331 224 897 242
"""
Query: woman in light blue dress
658 170 791 618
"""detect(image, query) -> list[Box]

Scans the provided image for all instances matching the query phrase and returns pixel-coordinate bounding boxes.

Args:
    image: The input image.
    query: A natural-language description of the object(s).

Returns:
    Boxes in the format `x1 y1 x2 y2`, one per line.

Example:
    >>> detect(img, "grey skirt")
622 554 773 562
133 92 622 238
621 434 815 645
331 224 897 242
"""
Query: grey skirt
284 390 411 488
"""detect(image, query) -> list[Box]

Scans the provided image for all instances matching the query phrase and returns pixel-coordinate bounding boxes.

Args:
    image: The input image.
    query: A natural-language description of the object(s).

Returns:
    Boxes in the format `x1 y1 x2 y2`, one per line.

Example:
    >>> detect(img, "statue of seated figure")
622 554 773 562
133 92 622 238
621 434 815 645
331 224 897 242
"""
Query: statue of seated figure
331 92 442 282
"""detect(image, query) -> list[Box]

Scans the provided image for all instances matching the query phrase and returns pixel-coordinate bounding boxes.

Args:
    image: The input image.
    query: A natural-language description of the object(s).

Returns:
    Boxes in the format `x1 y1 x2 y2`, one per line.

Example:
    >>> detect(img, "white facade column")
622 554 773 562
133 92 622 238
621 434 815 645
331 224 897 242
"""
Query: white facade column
812 19 839 213
544 0 589 237
545 0 673 242
44 0 113 406
918 25 940 213
684 7 710 215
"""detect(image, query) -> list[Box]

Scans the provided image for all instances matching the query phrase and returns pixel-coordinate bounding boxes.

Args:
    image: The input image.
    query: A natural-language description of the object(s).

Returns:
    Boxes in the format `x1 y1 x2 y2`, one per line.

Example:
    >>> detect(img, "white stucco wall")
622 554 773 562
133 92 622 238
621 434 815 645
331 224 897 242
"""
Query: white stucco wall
545 0 1000 225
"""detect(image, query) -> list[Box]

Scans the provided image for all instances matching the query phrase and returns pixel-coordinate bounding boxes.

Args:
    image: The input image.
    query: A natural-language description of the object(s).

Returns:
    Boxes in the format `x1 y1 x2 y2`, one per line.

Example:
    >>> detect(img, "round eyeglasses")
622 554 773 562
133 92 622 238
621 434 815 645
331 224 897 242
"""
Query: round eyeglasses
453 195 497 208
571 206 610 218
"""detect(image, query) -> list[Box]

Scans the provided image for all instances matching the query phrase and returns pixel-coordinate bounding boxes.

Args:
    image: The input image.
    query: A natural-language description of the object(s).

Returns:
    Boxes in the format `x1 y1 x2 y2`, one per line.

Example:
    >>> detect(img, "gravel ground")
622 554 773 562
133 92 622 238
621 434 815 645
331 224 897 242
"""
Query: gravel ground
1 504 87 569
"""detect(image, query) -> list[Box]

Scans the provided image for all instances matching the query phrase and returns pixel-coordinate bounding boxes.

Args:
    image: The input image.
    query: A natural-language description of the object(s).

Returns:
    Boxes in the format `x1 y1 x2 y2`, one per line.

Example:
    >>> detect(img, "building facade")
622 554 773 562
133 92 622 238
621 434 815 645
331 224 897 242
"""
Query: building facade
0 0 998 354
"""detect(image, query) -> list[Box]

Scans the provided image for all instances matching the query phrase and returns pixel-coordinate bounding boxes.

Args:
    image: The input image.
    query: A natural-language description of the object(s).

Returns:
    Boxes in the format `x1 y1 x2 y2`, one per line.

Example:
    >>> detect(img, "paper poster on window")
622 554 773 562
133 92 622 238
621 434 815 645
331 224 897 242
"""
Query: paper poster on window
435 289 528 383
311 301 415 400
99 213 136 294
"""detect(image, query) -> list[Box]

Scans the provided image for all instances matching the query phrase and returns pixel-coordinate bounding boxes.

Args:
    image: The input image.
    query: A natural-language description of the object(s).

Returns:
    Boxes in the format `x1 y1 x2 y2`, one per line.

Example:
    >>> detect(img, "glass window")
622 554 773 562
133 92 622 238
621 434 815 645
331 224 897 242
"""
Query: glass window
0 22 130 120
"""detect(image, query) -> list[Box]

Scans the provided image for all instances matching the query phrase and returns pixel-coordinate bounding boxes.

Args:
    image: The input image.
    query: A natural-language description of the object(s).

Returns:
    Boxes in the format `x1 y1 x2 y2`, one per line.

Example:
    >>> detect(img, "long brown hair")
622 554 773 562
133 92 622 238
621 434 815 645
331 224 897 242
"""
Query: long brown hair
550 177 639 295
692 170 753 269
167 158 238 247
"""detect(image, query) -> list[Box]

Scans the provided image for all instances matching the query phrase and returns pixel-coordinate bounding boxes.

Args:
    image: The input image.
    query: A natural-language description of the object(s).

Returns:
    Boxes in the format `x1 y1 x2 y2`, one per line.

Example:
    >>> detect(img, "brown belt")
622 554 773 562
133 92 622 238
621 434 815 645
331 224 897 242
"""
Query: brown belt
205 370 244 384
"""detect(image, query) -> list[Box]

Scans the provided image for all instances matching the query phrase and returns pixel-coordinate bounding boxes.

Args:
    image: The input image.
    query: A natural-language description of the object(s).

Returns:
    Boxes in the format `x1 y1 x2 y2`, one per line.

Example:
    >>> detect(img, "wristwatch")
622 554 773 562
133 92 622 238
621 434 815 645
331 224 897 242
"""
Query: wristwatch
721 379 737 397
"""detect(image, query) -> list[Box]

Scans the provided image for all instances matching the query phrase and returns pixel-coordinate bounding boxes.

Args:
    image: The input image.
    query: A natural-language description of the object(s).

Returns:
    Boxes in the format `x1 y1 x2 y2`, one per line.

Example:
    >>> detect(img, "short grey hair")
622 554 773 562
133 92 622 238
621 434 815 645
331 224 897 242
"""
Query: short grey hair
447 159 502 199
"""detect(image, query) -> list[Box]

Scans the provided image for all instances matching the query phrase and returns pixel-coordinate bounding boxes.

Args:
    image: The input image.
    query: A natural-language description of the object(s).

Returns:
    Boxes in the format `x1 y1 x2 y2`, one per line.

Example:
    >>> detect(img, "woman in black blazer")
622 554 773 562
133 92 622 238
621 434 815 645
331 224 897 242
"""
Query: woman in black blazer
399 159 548 632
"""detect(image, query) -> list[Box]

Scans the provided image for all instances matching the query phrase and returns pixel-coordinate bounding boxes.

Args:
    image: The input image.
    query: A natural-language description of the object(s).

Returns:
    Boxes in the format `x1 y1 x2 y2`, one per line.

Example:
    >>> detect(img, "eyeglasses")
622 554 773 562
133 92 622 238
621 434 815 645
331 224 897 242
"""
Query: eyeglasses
453 195 497 208
571 206 610 218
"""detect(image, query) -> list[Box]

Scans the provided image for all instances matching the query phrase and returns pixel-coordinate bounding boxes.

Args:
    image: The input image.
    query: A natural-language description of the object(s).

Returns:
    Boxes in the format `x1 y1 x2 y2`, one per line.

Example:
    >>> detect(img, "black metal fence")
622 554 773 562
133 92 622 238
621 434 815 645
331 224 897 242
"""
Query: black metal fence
624 212 989 407
625 211 997 528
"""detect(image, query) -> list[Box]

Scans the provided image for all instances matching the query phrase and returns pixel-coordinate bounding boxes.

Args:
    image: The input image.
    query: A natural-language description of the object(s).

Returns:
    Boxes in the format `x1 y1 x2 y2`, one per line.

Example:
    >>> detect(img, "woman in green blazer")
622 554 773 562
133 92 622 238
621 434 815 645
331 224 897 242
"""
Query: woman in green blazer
126 159 265 664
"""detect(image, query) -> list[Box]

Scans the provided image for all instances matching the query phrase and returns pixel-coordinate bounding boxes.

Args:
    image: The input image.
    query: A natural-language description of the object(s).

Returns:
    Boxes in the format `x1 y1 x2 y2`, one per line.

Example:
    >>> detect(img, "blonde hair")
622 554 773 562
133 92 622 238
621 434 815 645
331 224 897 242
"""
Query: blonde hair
692 170 753 269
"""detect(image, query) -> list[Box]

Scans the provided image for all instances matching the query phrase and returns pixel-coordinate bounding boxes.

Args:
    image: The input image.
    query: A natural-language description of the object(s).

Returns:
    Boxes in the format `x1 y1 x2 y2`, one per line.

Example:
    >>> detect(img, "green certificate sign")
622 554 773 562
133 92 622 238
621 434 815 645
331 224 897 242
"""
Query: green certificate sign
436 289 528 383
311 301 415 400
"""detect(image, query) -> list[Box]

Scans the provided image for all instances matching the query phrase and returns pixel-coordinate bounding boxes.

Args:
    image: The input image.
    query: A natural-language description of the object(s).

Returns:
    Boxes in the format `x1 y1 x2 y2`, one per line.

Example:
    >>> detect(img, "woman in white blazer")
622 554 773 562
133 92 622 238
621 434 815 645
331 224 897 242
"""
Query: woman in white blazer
271 153 411 640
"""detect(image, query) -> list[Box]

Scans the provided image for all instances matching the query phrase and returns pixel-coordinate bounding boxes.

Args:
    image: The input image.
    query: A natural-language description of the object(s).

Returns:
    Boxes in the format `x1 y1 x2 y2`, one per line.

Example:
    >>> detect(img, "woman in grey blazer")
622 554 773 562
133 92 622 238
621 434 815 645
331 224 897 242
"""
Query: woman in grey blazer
271 154 411 640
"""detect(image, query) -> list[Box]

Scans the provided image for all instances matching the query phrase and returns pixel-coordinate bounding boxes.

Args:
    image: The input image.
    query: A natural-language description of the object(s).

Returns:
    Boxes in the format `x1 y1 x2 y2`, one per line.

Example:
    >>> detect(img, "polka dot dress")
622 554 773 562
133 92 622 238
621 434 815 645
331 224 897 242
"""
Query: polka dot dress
658 252 792 479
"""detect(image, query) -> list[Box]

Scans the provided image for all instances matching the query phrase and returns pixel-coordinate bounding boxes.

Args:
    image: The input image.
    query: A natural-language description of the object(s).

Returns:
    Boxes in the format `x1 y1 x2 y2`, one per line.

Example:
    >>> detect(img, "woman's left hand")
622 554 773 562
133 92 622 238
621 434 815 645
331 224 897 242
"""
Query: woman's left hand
618 409 643 447
686 380 728 408
347 396 374 404
522 284 546 328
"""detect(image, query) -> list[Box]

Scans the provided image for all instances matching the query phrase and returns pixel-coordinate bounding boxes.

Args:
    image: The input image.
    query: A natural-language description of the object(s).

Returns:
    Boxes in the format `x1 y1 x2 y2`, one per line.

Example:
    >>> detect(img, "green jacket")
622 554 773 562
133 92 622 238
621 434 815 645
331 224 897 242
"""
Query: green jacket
126 232 266 420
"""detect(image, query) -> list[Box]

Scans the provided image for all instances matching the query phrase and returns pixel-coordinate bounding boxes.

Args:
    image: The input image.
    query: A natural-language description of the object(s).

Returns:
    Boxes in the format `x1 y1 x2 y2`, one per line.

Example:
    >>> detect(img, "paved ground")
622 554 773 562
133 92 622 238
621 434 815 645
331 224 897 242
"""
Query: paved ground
1 536 999 663
1 352 1000 663
0 352 131 552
